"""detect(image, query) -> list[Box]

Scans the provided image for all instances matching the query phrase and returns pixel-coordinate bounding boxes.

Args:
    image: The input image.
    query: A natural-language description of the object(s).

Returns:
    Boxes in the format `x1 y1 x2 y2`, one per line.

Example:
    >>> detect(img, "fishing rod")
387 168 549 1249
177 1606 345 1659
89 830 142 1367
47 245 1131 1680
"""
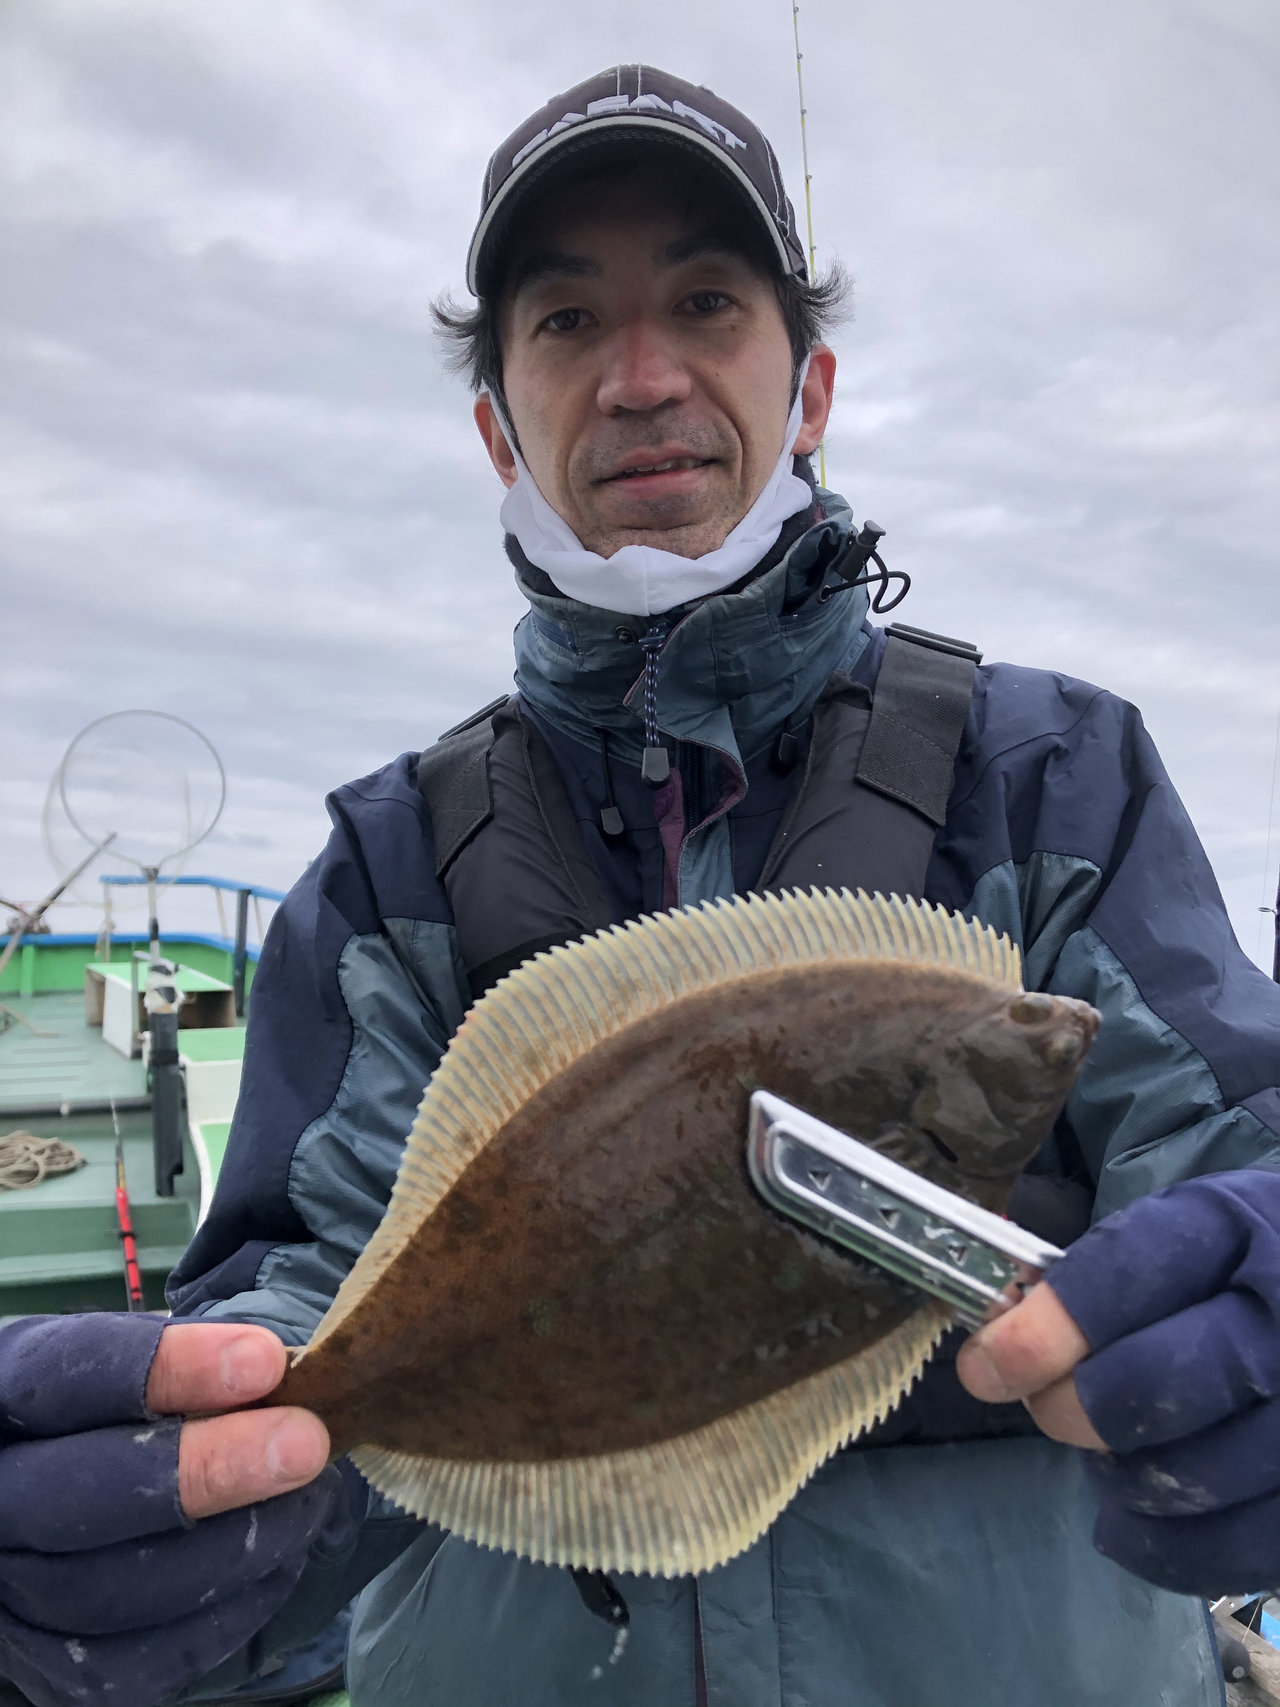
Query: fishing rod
0 834 119 1037
1271 717 1280 983
0 831 117 985
1261 709 1280 983
110 1099 145 1312
790 0 825 487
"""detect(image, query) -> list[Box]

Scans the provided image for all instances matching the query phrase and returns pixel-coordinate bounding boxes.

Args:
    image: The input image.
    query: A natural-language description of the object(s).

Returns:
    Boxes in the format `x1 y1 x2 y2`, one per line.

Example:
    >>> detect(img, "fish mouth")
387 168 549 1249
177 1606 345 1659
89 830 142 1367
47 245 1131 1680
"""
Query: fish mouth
890 1105 1033 1193
919 1127 960 1167
865 1121 969 1185
911 1127 1008 1209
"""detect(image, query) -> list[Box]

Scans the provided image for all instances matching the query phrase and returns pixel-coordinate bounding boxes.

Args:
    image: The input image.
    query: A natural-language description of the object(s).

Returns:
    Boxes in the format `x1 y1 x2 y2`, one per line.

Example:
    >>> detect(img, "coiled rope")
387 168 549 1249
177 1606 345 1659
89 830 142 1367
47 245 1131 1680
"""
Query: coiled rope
0 1131 86 1191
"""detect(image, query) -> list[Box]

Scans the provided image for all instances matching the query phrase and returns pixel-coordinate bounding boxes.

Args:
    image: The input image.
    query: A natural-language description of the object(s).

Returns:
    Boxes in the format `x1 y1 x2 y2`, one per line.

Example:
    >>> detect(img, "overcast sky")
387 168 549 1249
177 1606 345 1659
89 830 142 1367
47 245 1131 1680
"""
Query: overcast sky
2 0 1277 968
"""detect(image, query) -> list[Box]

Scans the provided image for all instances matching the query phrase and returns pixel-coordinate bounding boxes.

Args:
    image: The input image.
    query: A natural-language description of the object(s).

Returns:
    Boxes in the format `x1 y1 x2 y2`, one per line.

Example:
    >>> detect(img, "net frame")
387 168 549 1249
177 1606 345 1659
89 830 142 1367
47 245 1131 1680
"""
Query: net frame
56 709 226 875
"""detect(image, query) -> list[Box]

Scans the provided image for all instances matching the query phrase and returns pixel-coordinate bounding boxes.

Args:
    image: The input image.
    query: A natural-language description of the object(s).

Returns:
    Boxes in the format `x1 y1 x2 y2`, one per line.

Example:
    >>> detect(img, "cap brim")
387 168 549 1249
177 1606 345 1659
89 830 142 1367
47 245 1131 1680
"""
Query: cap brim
467 115 798 297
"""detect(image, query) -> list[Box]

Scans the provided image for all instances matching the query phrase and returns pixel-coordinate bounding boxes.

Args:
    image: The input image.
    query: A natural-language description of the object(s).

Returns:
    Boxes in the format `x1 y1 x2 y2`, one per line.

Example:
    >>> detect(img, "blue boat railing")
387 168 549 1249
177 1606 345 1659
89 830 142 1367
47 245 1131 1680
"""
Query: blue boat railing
98 875 287 1018
1 876 288 1017
98 875 287 902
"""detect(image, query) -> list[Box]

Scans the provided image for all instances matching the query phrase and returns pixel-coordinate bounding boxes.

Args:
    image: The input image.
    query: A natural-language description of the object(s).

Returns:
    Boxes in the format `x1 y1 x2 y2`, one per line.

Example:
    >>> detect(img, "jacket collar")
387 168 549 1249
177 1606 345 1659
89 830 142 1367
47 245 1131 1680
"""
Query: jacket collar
512 484 871 772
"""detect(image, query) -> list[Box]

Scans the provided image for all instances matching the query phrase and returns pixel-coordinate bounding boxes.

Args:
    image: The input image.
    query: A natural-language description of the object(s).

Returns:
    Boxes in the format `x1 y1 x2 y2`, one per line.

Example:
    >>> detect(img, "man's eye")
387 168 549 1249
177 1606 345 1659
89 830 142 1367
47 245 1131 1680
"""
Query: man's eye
543 307 585 333
685 291 731 314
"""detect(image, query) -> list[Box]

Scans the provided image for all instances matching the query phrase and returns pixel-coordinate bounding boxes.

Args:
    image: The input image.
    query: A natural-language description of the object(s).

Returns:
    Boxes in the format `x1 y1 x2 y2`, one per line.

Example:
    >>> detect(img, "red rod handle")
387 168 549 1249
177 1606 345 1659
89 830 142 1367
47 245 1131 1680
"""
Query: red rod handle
115 1185 145 1311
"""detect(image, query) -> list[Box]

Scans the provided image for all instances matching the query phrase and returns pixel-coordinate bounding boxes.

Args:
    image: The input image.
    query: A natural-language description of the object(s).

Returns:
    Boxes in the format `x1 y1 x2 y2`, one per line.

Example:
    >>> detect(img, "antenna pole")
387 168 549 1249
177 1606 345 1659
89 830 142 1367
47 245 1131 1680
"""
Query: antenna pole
791 0 826 487
1260 707 1280 978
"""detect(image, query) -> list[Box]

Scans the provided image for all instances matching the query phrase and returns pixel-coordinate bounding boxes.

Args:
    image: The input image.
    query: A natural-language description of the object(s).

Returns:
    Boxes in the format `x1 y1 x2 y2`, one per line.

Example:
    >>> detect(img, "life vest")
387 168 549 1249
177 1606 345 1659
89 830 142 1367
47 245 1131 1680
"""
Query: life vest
418 623 982 1000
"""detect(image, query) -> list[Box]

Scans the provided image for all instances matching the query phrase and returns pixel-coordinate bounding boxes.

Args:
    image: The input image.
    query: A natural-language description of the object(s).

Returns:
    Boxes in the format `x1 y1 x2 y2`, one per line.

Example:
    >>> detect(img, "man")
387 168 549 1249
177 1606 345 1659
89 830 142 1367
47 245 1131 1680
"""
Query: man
3 65 1280 1707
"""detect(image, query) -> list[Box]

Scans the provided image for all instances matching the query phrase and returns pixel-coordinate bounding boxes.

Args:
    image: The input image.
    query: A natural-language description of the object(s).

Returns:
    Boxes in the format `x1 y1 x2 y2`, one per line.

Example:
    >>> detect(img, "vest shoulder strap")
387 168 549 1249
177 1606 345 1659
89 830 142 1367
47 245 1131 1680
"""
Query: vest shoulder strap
856 623 981 828
757 625 979 898
416 697 510 877
417 696 613 997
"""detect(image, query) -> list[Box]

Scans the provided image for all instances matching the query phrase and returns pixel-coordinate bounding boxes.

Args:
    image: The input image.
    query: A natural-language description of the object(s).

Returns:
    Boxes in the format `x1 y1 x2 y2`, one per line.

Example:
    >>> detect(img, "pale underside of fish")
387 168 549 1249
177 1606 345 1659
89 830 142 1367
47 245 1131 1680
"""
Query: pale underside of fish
277 888 1100 1577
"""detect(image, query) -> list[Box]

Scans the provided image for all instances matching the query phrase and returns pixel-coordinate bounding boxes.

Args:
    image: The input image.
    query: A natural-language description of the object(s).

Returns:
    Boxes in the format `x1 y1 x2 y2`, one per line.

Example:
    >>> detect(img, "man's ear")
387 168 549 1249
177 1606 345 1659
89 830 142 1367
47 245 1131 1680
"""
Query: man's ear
791 344 836 456
474 394 519 490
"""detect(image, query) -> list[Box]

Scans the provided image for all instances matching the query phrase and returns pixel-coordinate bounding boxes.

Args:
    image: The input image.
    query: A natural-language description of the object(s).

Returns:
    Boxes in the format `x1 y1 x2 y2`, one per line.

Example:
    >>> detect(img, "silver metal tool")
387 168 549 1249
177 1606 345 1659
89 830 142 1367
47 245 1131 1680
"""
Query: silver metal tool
746 1089 1062 1328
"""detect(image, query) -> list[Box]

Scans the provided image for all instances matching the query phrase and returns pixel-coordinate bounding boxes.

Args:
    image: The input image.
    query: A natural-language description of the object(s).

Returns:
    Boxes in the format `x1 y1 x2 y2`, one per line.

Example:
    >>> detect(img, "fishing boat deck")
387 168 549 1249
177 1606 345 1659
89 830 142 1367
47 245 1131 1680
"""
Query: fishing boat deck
0 991 147 1116
0 992 206 1314
0 1106 200 1314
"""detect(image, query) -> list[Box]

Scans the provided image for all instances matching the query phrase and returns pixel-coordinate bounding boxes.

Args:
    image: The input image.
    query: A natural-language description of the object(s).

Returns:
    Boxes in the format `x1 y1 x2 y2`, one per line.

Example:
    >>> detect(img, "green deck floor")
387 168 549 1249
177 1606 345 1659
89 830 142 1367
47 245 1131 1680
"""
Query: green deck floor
0 1106 201 1313
0 992 147 1116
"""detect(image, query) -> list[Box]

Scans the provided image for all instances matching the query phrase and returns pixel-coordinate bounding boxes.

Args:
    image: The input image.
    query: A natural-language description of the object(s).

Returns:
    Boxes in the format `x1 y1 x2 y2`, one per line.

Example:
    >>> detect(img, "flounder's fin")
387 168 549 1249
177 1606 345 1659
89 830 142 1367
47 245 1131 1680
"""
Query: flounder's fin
352 1297 951 1576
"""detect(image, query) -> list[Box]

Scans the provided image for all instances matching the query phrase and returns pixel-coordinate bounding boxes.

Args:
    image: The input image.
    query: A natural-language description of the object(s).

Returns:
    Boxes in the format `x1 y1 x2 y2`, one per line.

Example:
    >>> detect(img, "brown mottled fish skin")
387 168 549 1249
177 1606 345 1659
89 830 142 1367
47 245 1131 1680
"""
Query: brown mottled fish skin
278 964 1098 1461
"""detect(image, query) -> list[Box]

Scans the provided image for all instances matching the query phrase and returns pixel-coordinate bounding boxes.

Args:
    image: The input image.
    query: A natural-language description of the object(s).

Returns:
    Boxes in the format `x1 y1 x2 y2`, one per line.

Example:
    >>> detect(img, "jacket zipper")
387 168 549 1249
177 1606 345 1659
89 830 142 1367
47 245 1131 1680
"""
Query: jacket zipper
693 1576 709 1707
638 619 671 786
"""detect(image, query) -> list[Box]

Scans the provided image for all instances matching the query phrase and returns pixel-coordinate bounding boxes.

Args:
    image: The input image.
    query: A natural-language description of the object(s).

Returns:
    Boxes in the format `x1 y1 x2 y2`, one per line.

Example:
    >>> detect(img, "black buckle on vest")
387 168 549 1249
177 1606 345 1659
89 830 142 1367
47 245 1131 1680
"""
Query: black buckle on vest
883 623 983 665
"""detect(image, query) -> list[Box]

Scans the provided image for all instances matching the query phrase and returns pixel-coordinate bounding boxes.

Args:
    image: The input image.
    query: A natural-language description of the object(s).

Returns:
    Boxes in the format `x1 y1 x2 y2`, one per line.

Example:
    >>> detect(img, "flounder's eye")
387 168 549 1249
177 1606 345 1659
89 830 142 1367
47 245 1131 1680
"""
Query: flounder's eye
1044 1030 1088 1067
1008 992 1054 1024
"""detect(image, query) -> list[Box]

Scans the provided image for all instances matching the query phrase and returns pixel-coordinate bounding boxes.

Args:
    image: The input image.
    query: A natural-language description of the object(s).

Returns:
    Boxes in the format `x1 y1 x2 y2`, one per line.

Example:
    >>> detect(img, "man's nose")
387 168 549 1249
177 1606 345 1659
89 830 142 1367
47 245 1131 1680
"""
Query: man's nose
595 319 693 415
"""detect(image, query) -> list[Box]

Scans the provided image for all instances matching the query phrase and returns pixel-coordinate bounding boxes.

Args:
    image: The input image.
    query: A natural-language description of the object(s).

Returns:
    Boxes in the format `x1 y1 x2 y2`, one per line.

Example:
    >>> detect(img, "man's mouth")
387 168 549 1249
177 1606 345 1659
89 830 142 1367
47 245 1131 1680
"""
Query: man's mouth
611 457 712 480
600 454 717 488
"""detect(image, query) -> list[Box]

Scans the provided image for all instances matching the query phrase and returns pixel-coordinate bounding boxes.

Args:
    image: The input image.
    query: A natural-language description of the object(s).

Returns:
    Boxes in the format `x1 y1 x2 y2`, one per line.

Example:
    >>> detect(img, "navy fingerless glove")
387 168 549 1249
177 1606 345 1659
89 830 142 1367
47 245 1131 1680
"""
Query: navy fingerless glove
1046 1169 1280 1594
0 1315 362 1707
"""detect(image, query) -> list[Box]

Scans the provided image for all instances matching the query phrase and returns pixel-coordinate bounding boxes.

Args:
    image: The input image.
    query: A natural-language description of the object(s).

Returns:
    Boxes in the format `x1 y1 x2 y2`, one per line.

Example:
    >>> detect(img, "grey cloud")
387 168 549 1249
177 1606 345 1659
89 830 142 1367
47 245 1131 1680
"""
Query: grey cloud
1 0 1276 967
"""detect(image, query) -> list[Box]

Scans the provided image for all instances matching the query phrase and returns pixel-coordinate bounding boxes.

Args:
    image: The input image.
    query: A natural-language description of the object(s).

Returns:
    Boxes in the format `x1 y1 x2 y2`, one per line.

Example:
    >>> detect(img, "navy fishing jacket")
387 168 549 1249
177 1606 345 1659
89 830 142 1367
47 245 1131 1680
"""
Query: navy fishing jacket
167 484 1280 1706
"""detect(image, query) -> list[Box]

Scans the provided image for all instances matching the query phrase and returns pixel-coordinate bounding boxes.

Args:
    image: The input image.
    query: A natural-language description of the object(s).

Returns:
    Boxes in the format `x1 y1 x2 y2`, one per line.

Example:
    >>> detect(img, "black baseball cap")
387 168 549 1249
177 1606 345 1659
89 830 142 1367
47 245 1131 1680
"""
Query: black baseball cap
467 64 809 297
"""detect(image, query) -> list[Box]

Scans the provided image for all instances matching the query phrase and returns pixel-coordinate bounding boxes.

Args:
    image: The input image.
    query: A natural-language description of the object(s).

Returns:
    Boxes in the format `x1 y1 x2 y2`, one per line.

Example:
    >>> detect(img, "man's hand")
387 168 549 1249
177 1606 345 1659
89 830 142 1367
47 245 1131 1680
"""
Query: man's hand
956 1283 1105 1450
150 1323 329 1517
0 1314 359 1707
957 1170 1280 1595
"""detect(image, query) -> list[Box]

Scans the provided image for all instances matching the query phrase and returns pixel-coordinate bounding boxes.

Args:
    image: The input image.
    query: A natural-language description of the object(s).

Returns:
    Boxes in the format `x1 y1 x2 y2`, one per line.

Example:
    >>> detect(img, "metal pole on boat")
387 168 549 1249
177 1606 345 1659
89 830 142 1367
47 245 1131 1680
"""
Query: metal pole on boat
233 887 251 1018
146 866 161 968
142 864 184 1199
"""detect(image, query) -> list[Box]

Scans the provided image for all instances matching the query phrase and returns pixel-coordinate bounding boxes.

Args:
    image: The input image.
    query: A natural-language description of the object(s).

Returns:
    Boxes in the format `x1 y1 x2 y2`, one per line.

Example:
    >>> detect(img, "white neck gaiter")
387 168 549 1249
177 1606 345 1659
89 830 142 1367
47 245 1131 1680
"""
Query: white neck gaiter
493 368 813 618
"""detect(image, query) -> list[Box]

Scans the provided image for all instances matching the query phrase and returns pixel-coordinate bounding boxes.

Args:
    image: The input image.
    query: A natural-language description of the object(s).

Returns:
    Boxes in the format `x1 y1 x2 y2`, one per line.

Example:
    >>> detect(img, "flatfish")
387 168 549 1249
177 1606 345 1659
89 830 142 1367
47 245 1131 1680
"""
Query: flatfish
278 889 1099 1575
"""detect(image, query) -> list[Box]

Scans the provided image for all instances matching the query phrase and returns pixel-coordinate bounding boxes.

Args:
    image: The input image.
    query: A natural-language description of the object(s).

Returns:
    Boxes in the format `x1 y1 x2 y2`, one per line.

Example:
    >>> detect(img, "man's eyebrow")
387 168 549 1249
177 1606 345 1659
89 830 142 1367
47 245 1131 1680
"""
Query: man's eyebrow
509 249 602 297
507 234 758 300
659 233 754 269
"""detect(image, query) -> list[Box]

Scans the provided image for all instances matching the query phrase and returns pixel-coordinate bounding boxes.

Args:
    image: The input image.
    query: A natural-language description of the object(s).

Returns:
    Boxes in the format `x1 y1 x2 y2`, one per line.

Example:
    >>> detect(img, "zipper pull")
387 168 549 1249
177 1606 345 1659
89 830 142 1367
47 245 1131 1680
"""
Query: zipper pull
640 746 670 787
637 623 671 788
773 710 806 773
598 730 625 836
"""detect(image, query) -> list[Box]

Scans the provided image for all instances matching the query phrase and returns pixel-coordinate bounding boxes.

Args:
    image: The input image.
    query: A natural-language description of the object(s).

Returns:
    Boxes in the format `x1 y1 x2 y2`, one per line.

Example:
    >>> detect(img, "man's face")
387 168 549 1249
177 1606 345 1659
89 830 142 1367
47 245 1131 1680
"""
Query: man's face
475 157 834 560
